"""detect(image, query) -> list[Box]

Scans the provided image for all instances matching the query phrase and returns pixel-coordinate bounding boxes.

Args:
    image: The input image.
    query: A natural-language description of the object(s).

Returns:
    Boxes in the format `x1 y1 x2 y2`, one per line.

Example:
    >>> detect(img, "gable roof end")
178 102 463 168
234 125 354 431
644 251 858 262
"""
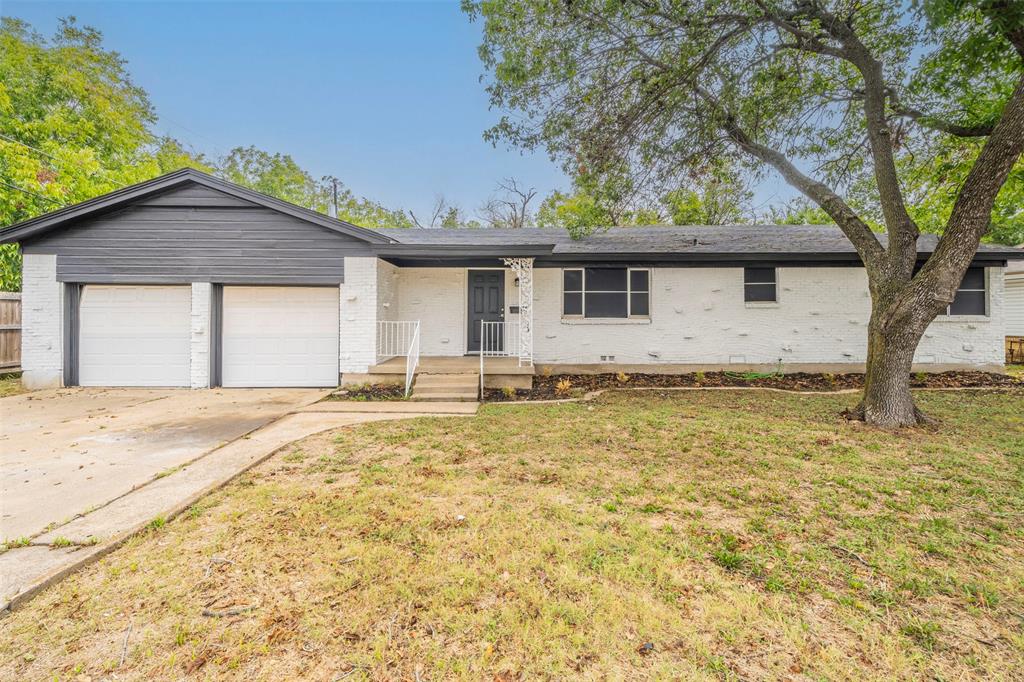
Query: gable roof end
0 168 396 245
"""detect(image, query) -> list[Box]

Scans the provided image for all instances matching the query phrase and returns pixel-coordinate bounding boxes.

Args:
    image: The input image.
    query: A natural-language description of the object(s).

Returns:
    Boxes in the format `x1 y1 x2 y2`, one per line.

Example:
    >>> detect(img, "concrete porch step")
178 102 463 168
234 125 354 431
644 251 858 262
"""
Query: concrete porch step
414 384 478 394
411 372 480 402
414 373 480 387
411 391 479 402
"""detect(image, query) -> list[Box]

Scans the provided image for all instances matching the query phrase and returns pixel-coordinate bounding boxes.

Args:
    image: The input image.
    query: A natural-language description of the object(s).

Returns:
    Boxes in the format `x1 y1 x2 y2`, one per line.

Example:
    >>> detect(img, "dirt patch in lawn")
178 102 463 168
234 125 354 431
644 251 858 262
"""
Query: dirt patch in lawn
2 391 1022 681
485 370 1023 401
322 383 406 401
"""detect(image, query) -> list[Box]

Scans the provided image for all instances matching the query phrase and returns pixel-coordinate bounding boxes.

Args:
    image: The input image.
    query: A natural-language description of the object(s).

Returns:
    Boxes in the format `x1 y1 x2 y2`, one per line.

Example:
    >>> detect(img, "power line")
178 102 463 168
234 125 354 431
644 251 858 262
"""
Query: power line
0 133 63 164
0 133 120 181
0 180 65 206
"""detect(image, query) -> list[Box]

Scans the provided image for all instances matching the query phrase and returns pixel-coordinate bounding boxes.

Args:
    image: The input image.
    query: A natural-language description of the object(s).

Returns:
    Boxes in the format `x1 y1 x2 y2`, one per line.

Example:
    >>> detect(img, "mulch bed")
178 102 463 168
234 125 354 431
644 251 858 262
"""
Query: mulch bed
484 371 1024 402
324 384 406 401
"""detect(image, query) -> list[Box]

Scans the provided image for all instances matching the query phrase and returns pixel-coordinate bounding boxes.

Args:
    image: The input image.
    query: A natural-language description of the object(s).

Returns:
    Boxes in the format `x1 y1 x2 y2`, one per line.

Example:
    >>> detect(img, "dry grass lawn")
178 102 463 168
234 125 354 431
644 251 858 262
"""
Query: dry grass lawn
2 389 1022 681
0 374 26 398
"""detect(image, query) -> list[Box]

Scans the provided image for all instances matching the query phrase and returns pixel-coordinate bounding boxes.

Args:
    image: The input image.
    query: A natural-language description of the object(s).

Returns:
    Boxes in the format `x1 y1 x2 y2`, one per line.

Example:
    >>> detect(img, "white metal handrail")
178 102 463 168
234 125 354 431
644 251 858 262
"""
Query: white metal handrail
478 320 519 397
404 323 420 397
377 320 419 362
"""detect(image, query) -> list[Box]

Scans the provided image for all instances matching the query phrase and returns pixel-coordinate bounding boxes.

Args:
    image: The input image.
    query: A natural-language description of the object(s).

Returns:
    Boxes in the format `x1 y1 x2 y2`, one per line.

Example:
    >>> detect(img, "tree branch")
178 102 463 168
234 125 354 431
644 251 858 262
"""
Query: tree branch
795 2 920 269
880 73 1024 333
695 87 884 266
933 73 1024 265
886 87 997 137
890 106 996 137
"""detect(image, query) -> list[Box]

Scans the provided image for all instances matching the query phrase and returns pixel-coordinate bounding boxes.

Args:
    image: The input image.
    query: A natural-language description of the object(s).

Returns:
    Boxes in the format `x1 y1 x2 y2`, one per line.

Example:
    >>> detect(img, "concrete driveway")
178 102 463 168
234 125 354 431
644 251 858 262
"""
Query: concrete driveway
1 388 477 612
0 387 327 540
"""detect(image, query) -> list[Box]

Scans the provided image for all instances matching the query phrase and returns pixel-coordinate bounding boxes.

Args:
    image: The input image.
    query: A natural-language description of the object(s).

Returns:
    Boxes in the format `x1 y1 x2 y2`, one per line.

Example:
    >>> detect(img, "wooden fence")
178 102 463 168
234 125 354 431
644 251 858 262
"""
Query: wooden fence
1008 336 1024 365
0 292 21 370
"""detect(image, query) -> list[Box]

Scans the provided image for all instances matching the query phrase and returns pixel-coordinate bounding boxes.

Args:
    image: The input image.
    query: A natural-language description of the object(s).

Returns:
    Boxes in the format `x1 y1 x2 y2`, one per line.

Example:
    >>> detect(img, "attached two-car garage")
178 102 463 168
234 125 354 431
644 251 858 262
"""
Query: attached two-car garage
76 285 339 388
5 171 393 390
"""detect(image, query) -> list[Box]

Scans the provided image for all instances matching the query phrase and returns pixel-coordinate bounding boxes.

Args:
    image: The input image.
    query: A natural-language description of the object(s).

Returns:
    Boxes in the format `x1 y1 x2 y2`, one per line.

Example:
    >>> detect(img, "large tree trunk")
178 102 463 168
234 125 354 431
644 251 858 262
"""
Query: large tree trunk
852 310 928 427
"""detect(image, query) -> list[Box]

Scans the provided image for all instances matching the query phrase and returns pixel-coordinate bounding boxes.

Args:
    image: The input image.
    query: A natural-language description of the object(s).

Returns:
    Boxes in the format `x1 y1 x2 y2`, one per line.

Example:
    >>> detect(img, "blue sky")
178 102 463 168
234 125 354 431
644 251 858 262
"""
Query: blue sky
6 0 795 221
6 0 576 221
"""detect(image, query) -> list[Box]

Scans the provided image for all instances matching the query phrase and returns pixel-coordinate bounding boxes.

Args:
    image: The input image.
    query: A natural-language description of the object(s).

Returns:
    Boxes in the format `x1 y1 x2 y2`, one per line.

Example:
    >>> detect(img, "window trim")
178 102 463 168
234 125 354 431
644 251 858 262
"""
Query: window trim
939 266 988 317
743 267 778 304
561 267 651 320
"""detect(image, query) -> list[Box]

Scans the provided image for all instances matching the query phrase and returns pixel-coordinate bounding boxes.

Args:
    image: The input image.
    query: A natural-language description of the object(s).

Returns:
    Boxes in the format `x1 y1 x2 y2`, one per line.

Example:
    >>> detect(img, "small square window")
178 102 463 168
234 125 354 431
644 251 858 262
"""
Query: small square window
744 267 777 302
942 267 986 316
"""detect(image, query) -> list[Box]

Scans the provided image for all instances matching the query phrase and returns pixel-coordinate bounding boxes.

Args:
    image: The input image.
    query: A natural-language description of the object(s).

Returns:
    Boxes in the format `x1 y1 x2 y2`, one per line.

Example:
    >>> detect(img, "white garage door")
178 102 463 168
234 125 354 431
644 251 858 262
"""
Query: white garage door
221 286 339 387
79 285 191 387
1008 276 1024 336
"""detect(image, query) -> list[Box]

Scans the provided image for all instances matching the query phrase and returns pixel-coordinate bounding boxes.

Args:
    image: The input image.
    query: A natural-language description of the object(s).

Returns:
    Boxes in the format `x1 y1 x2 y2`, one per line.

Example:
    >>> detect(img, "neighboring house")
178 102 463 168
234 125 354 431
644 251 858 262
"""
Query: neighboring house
1 169 1020 392
1006 257 1024 363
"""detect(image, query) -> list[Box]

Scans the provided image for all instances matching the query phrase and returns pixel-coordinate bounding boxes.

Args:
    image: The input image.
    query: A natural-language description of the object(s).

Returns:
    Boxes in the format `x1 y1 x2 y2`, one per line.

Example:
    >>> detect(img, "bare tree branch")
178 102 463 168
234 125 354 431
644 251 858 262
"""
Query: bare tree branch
478 177 537 228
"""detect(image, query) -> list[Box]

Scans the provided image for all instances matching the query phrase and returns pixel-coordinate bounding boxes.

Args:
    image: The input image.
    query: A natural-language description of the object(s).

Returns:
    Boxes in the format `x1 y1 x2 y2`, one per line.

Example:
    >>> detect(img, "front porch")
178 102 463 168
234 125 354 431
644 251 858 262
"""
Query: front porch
351 355 535 394
339 256 537 398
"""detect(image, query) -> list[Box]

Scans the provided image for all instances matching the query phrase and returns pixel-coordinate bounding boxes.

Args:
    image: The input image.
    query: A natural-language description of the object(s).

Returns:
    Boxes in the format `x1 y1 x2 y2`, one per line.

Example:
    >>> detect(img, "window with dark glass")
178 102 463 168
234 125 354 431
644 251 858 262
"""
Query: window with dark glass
945 267 986 316
744 267 777 302
563 269 583 316
562 268 650 318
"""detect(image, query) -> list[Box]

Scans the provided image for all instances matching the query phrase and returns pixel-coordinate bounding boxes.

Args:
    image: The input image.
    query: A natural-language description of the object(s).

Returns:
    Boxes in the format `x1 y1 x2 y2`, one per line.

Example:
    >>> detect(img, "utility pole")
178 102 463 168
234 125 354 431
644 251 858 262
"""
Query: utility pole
332 178 339 218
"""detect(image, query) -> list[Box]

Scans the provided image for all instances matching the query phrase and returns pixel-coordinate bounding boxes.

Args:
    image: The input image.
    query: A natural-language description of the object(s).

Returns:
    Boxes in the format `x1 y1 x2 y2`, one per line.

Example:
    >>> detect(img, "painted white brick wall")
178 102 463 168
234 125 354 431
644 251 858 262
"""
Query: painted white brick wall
339 257 379 373
21 254 63 388
396 267 468 355
393 267 518 356
189 282 211 388
529 266 1005 368
377 260 400 322
381 264 1004 369
915 268 1005 366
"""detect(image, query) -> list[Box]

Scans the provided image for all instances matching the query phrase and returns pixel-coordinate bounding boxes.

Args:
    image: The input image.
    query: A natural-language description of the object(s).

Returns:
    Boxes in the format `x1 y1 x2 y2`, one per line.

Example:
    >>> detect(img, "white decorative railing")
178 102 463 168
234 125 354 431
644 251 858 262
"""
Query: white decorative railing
478 320 519 397
377 320 420 397
404 323 420 397
377 320 419 362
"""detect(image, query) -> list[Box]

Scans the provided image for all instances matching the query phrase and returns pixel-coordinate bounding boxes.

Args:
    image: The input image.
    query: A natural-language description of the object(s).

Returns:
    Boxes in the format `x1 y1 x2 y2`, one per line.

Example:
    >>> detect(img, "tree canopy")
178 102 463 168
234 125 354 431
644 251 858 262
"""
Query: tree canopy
0 17 412 290
464 0 1024 426
465 0 1022 245
0 17 210 289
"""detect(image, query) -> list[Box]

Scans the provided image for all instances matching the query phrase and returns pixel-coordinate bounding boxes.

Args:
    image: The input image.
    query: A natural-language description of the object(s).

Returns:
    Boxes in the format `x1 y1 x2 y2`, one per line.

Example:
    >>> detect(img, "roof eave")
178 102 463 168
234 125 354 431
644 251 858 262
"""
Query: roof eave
370 244 555 257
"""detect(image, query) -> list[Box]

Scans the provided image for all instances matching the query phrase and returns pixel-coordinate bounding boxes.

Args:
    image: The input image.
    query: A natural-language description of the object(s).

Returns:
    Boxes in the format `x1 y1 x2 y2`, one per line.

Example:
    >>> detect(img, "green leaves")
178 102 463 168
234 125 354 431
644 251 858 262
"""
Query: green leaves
466 0 1022 244
0 17 414 291
0 17 202 290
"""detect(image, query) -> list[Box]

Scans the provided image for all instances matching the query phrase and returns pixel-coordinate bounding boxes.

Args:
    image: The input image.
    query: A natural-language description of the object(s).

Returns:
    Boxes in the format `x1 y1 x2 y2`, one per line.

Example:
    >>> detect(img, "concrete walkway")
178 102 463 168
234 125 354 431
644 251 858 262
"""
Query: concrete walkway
1 397 476 613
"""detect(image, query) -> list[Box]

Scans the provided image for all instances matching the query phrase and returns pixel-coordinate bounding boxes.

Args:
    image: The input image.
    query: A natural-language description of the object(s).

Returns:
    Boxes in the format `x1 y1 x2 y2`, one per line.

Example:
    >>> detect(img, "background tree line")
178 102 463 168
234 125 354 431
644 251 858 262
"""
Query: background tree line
2 11 1021 301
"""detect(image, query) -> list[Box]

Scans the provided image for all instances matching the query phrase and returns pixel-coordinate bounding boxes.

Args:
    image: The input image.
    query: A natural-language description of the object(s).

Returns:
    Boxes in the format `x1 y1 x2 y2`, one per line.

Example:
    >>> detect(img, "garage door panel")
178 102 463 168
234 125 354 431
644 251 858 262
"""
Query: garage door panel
221 287 339 388
79 285 191 387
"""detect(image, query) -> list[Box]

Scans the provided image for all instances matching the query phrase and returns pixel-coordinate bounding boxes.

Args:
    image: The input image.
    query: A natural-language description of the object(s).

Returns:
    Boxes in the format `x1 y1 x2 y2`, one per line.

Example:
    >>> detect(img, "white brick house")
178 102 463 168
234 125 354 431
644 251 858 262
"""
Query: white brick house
2 170 1020 391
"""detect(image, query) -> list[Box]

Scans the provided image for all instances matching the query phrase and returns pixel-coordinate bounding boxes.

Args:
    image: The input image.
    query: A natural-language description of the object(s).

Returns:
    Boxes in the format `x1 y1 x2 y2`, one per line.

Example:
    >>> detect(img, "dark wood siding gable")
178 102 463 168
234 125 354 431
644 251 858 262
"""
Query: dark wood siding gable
22 184 375 284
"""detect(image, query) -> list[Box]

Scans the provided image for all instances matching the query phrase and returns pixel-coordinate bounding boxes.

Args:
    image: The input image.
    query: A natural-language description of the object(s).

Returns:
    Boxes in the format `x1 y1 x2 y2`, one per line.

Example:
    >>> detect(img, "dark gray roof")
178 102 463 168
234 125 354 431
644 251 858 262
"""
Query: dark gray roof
3 168 1020 264
374 225 1023 260
0 169 395 245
